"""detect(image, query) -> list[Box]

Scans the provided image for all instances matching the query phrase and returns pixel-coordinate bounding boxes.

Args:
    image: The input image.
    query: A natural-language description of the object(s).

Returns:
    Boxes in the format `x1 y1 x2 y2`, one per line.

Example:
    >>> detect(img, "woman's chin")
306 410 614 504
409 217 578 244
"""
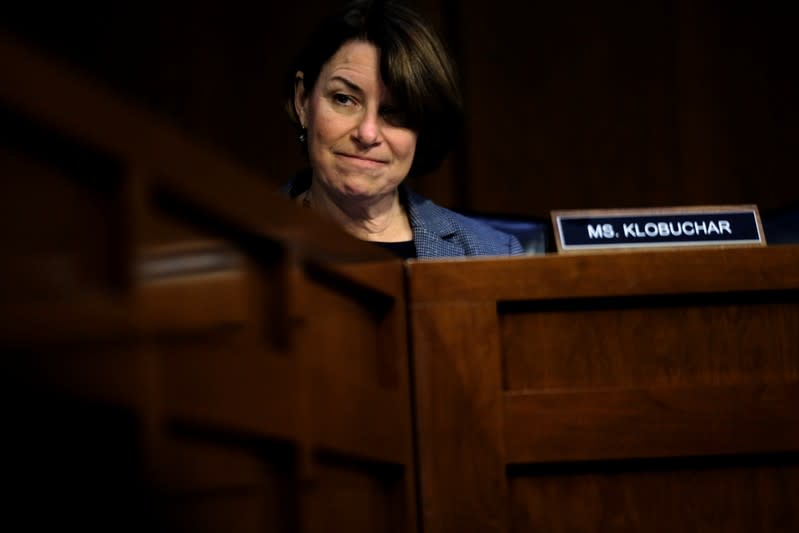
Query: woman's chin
336 177 392 200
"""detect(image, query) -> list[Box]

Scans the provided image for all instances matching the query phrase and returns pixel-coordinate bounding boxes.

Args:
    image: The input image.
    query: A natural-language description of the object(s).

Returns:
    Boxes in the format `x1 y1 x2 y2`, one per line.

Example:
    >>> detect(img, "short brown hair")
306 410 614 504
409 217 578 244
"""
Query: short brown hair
285 0 462 177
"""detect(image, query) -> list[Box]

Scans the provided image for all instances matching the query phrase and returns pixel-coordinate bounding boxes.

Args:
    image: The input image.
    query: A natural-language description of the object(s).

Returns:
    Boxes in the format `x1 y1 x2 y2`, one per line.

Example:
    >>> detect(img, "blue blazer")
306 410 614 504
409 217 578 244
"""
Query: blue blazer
284 175 523 258
404 188 524 258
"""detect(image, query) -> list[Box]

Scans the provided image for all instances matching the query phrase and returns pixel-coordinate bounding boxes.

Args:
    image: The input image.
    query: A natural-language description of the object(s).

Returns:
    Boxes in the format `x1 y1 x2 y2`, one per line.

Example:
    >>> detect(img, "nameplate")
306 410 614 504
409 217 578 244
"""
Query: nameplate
551 206 766 252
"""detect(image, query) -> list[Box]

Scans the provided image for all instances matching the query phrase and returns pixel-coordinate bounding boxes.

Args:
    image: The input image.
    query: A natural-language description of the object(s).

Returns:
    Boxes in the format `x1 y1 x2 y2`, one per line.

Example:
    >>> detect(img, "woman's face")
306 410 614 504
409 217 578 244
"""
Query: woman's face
295 40 418 203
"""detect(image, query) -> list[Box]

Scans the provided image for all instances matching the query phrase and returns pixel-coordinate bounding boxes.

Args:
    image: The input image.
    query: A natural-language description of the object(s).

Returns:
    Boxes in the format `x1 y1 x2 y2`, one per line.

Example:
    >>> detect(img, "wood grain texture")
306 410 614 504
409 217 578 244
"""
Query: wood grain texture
407 245 799 302
505 384 799 463
304 457 409 533
501 293 799 389
508 459 799 533
452 0 799 216
408 247 799 532
411 301 509 532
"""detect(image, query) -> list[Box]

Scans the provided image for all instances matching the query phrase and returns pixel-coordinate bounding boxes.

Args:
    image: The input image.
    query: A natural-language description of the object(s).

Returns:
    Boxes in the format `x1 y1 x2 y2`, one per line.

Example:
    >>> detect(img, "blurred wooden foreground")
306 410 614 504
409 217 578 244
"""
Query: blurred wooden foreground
3 33 799 532
1 31 413 533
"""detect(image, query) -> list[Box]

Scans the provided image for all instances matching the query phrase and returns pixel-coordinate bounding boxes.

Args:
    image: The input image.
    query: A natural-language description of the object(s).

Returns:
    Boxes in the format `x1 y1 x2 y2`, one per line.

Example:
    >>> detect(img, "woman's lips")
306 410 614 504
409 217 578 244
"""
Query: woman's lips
335 153 387 167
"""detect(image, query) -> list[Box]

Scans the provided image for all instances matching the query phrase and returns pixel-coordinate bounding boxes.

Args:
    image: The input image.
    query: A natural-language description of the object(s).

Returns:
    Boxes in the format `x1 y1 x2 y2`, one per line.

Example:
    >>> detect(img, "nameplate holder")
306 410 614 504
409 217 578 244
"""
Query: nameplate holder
551 205 766 253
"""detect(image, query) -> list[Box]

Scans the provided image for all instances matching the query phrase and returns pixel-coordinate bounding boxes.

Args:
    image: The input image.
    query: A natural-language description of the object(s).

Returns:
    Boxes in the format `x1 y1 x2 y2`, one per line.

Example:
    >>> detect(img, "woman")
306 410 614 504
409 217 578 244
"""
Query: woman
286 0 523 258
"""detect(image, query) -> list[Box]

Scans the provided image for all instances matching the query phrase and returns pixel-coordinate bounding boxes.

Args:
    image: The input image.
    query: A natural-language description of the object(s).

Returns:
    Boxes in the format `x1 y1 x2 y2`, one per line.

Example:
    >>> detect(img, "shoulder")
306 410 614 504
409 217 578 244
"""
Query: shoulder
404 188 524 258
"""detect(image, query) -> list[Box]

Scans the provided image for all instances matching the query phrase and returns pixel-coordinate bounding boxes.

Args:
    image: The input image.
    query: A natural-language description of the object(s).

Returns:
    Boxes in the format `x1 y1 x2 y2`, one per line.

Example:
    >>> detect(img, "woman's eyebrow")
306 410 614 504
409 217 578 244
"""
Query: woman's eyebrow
328 75 363 94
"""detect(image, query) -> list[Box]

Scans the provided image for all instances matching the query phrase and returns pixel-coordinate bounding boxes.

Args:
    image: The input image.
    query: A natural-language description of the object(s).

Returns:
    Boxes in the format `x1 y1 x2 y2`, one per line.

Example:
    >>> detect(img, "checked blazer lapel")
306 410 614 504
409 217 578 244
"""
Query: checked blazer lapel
404 187 467 258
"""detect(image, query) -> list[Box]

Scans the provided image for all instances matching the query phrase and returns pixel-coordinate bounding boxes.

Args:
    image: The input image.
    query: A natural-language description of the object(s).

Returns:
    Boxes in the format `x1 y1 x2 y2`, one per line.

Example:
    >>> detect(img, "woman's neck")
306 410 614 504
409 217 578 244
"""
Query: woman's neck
301 181 413 242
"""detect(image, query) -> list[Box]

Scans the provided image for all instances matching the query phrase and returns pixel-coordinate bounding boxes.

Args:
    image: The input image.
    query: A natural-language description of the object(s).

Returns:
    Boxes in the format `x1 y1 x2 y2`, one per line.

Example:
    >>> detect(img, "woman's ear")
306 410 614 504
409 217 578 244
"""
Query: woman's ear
294 71 308 128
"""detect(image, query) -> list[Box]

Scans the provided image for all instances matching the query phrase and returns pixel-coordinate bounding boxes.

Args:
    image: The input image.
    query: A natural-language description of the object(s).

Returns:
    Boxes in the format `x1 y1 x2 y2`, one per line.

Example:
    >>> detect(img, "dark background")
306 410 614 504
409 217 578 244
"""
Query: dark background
3 0 797 219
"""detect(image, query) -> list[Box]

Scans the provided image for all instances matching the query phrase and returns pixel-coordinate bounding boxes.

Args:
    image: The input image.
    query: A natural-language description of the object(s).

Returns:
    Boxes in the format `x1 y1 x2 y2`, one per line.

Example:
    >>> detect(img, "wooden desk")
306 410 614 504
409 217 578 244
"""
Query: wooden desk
408 246 799 532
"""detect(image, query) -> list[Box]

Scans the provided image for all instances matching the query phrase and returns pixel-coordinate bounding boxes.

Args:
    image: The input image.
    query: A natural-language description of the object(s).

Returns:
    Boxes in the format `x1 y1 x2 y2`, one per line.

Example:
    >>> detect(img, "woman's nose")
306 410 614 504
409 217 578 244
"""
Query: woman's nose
353 110 381 147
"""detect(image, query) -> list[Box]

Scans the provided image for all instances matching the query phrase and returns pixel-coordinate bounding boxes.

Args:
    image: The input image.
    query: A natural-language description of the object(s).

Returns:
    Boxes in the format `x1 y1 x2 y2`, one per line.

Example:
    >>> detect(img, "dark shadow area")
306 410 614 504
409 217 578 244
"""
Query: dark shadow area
762 204 799 244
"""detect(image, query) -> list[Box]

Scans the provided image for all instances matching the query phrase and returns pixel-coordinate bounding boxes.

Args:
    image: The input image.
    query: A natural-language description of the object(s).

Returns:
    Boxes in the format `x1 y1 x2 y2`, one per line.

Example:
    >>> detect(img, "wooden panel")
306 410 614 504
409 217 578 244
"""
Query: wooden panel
0 114 127 301
145 250 415 529
504 384 799 463
411 301 508 532
449 0 799 216
159 332 302 441
1 296 134 345
456 0 680 215
138 272 249 332
500 293 799 390
508 458 799 533
305 456 408 533
294 271 392 388
162 488 285 533
156 437 298 533
6 343 148 411
311 373 410 464
408 248 799 532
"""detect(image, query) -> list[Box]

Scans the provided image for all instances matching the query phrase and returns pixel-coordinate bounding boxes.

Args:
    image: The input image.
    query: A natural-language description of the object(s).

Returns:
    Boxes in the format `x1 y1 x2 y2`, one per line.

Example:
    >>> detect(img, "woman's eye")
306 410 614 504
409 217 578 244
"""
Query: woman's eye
333 93 353 106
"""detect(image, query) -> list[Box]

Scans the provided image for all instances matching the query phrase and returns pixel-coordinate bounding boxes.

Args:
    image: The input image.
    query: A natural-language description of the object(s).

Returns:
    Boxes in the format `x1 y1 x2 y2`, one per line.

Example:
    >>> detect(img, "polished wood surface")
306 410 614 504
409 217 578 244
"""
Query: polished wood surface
407 245 799 300
408 245 799 532
505 384 799 462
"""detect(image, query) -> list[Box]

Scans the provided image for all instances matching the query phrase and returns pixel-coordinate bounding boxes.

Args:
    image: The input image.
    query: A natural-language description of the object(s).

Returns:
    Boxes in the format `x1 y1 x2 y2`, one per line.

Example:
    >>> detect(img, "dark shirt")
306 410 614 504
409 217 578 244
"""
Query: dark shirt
373 240 417 259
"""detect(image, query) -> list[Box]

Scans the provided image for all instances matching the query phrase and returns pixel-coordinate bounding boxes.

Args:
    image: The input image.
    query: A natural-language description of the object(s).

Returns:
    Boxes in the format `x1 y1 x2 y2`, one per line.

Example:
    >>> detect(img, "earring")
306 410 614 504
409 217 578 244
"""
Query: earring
299 128 307 143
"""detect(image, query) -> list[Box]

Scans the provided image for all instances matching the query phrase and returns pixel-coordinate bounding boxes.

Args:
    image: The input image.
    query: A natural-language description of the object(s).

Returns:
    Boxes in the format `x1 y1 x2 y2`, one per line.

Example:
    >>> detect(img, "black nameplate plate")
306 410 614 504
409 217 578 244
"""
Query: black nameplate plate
552 206 765 252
